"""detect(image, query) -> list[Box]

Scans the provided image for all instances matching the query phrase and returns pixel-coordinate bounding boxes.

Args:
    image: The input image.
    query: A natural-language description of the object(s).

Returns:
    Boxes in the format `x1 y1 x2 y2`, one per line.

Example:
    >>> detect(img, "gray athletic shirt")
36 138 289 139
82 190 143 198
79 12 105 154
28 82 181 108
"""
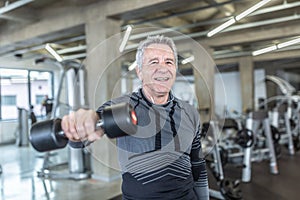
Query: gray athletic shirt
96 88 209 200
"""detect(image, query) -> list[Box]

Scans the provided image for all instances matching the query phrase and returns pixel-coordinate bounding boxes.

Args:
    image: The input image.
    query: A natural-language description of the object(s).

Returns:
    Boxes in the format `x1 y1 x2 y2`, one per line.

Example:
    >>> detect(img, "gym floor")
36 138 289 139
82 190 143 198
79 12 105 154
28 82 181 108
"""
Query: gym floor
209 147 300 200
0 143 299 200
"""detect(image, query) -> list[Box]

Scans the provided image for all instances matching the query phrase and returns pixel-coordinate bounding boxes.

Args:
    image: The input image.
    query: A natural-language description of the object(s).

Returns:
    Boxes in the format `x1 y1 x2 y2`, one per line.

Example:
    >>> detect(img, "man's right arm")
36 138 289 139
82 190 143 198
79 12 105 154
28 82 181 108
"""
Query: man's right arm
61 108 104 143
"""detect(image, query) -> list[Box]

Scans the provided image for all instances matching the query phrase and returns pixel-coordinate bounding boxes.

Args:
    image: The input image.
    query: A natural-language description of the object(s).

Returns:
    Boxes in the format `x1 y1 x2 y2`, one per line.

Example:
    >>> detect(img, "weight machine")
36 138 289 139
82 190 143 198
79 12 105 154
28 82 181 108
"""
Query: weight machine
203 121 243 200
216 109 279 183
34 58 92 180
241 110 278 182
265 75 300 153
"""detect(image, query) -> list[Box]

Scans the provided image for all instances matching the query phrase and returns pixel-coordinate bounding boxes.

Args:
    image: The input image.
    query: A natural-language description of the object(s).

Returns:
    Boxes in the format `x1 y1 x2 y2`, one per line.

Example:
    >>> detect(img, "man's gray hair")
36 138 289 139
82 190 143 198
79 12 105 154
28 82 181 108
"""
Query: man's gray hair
136 35 178 69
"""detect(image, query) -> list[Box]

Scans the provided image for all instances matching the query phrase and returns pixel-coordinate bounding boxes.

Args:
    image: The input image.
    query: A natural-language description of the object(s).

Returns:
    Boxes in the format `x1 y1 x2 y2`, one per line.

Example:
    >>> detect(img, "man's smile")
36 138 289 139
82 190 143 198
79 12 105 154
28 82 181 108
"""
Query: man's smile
154 77 171 82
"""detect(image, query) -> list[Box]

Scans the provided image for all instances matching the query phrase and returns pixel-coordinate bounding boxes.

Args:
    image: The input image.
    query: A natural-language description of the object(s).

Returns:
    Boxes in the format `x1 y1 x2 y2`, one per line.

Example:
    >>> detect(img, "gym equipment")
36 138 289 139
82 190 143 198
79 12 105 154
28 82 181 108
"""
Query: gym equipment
265 75 300 153
292 135 300 151
265 75 296 96
0 164 3 198
33 59 92 181
271 102 294 155
242 111 278 182
235 128 254 148
30 102 137 152
216 109 279 183
15 107 29 147
203 121 243 200
219 179 242 200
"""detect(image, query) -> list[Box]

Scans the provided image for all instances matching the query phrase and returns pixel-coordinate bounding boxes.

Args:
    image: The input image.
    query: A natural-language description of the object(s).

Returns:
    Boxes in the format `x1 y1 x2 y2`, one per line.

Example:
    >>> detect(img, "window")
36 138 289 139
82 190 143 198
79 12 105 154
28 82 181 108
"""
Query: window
0 68 53 120
29 71 53 117
0 69 28 120
1 95 16 105
35 95 45 104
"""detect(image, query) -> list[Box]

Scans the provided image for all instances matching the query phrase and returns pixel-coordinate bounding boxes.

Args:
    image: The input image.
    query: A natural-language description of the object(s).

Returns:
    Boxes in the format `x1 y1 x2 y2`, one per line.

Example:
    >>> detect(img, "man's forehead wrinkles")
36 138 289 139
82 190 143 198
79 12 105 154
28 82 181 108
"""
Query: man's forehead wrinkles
146 47 173 53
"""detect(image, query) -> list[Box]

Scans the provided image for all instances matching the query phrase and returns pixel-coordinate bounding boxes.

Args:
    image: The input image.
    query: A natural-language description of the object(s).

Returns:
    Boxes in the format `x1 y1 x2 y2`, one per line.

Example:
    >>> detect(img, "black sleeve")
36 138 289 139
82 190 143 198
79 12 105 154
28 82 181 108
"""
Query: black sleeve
190 123 209 200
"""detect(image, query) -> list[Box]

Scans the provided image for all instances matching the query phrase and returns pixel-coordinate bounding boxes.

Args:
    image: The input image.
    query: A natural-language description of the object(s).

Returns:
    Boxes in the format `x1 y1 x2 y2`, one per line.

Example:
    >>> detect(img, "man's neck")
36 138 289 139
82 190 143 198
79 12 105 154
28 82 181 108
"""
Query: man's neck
142 88 169 105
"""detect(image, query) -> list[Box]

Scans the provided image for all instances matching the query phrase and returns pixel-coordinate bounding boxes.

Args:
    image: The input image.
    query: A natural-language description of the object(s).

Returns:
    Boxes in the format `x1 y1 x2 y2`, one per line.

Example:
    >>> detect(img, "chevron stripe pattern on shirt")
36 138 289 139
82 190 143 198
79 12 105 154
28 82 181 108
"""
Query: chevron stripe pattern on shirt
126 151 191 184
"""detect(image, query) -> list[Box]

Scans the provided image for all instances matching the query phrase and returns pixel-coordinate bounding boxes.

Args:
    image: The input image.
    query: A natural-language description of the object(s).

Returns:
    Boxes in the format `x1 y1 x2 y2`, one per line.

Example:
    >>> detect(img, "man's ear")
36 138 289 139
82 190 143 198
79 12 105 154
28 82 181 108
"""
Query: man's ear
136 67 143 80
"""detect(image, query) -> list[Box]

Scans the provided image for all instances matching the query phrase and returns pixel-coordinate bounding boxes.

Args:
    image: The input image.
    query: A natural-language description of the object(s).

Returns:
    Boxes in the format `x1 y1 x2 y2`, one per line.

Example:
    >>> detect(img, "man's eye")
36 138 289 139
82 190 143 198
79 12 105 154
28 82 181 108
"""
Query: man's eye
166 61 174 65
150 61 158 65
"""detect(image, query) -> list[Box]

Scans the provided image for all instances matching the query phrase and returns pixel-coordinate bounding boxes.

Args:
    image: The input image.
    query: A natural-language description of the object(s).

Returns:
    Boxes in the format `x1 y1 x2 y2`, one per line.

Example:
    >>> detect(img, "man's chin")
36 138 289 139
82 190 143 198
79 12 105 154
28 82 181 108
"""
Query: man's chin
144 84 171 94
153 89 171 96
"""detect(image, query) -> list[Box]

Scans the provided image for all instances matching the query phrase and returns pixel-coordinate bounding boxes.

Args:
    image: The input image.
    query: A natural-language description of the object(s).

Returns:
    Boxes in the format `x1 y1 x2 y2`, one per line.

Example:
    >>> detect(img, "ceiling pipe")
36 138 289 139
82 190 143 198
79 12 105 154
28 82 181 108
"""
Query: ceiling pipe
3 1 300 59
129 2 300 40
0 0 34 15
57 45 86 54
214 44 300 59
204 0 235 16
223 14 300 33
125 14 300 51
10 13 298 59
63 53 86 60
2 35 85 57
207 0 272 37
249 0 300 16
122 0 243 27
252 36 300 56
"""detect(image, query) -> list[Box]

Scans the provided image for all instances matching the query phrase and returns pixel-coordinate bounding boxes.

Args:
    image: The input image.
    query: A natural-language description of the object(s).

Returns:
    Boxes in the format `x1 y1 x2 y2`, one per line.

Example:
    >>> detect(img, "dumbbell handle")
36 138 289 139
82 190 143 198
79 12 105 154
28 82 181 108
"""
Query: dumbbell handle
56 120 107 148
56 120 104 138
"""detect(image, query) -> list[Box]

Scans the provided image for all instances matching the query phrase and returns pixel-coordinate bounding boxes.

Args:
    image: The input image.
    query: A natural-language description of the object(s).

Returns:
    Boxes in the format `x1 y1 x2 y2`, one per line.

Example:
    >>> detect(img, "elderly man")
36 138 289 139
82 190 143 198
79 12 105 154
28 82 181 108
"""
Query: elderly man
62 35 209 200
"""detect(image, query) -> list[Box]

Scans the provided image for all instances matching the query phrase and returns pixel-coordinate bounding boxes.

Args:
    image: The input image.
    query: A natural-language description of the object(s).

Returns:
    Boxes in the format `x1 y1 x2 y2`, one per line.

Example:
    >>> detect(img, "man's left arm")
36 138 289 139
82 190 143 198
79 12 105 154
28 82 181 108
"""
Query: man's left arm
190 124 209 200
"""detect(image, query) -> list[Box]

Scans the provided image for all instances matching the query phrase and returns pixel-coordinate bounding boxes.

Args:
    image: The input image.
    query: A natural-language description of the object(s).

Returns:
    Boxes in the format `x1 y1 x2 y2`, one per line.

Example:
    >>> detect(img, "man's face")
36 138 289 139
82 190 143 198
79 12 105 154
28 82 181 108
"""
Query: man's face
136 43 176 97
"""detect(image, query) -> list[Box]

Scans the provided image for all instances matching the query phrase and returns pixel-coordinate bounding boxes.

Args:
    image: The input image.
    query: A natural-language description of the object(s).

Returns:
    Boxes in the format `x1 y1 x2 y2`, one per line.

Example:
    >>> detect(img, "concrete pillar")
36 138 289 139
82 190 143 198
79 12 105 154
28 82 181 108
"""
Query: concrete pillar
85 18 122 181
239 56 254 112
176 41 215 123
264 65 278 108
193 43 215 123
126 75 134 93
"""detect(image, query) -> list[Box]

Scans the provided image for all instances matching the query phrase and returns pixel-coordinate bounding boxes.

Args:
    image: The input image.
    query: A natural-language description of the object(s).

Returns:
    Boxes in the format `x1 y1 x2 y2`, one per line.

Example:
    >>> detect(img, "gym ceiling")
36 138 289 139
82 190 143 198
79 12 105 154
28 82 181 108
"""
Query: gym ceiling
0 0 299 72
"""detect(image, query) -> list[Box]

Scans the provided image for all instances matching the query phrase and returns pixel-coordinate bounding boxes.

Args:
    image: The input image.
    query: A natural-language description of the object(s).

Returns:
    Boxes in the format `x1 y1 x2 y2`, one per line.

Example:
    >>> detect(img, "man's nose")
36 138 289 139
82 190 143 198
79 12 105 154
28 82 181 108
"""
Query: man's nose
157 64 169 72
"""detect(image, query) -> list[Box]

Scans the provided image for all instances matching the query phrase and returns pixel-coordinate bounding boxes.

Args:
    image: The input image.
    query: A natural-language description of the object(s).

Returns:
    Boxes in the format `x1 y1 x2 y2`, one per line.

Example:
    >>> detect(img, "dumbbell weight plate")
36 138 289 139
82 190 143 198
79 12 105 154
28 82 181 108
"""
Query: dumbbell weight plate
220 179 243 200
235 128 254 148
30 118 68 152
102 102 137 138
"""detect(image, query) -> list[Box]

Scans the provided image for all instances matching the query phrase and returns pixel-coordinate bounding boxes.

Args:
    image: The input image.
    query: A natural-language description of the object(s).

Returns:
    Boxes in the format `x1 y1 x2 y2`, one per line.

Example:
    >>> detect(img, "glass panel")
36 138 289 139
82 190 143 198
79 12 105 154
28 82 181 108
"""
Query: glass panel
29 71 53 118
1 95 17 105
0 69 29 120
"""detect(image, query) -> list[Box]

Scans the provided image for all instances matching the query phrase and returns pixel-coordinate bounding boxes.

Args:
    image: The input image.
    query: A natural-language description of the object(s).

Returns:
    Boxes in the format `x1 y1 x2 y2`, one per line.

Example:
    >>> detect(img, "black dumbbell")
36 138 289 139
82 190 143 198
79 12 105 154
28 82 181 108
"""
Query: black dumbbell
30 102 137 152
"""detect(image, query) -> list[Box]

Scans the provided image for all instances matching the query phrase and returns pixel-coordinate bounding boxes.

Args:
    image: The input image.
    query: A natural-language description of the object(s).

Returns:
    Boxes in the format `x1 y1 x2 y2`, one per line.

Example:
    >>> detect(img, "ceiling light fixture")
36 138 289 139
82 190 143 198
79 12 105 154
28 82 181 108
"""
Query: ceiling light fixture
181 55 195 65
252 36 300 56
45 43 63 62
277 37 300 49
252 45 277 56
207 18 235 37
207 0 271 37
128 60 137 71
119 25 133 53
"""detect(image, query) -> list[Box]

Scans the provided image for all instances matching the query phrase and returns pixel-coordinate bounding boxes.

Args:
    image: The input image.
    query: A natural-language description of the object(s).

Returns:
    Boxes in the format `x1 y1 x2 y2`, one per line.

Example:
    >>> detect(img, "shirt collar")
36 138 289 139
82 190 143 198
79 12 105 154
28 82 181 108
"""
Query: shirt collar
137 87 176 107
